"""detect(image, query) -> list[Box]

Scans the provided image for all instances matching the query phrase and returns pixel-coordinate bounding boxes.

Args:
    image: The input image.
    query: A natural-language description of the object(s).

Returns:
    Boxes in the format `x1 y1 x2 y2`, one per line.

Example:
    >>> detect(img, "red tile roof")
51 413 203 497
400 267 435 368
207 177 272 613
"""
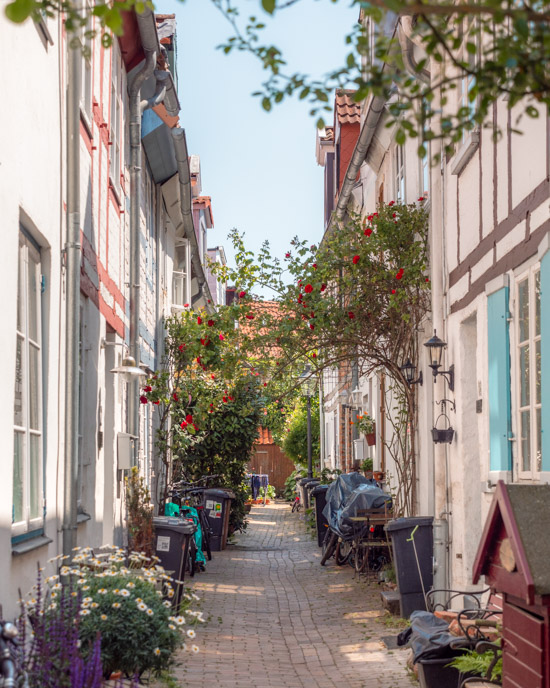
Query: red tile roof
335 90 360 125
256 426 275 445
320 126 334 142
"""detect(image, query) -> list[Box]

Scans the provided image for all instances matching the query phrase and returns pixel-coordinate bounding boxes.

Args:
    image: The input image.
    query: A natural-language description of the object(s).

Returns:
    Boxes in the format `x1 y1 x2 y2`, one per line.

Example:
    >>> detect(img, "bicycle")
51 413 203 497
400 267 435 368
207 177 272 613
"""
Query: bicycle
170 474 220 563
291 493 302 513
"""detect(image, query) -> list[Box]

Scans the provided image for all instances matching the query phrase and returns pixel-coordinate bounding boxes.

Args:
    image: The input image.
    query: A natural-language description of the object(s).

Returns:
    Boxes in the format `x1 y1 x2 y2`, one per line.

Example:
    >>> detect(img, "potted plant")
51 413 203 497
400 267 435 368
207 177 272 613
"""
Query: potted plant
353 413 376 446
360 457 374 479
432 413 455 444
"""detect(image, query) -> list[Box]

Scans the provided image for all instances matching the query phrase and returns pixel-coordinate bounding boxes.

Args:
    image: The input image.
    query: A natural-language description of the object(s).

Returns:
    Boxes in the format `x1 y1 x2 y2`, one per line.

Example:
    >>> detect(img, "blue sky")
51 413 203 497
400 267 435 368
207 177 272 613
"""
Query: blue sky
157 0 358 278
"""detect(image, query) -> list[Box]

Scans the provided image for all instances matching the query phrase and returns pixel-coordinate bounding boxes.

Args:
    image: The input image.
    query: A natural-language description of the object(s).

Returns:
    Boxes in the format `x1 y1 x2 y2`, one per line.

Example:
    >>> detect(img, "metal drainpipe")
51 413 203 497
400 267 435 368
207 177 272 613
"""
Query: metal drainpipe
128 50 156 464
62 28 82 558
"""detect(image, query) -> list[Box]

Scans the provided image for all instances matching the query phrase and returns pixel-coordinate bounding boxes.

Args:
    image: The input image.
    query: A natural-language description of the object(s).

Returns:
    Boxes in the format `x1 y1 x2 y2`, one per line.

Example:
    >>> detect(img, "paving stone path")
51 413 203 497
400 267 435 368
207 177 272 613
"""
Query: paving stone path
173 501 415 688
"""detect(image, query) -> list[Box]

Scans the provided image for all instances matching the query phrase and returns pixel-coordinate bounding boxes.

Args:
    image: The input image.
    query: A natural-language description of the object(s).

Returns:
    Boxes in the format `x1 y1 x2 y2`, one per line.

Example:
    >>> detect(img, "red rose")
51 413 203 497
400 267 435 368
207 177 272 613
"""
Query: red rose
153 400 160 405
239 291 246 298
312 353 317 358
425 277 430 282
320 284 327 292
388 200 395 206
348 312 355 319
364 228 372 237
229 395 234 401
197 317 202 325
223 396 227 403
418 197 425 202
305 284 313 293
180 421 188 428
173 393 179 402
183 303 189 308
285 252 291 258
246 314 254 320
192 423 198 431
144 385 152 393
178 344 184 351
367 215 373 221
200 338 206 345
313 263 317 269
392 213 397 218
352 255 360 264
391 289 396 294
207 319 214 327
219 334 225 341
309 324 314 330
140 395 148 404
196 356 201 364
185 414 193 423
264 382 267 387
211 374 215 379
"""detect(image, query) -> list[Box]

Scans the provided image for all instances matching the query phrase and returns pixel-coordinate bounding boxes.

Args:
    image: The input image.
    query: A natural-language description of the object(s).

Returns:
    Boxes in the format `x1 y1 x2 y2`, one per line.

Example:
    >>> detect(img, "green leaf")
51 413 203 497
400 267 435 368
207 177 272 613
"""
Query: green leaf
316 117 325 130
261 97 272 112
5 0 35 23
261 0 276 14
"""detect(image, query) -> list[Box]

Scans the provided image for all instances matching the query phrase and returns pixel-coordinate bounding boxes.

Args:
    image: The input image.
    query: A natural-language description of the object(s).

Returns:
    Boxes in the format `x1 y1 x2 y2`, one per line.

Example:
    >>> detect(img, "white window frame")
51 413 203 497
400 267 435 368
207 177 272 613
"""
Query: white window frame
80 0 93 125
393 144 405 202
109 41 122 193
172 238 191 309
13 232 44 536
514 265 541 479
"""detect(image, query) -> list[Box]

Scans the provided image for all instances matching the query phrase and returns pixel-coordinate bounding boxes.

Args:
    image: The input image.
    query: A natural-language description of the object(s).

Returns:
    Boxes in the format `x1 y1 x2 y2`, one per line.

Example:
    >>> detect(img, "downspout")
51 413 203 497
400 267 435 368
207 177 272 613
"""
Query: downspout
333 94 387 225
128 50 156 462
171 127 215 311
62 24 82 557
398 17 431 85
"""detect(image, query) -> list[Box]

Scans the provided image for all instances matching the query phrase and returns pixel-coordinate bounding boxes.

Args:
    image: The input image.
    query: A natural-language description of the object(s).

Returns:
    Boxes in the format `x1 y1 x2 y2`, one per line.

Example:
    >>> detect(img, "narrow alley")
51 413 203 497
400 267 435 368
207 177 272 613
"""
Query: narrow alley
174 502 414 688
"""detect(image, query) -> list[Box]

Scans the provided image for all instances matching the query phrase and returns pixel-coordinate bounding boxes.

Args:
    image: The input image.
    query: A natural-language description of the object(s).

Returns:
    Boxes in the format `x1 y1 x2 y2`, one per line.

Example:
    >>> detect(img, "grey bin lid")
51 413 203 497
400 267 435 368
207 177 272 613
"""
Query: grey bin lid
152 516 197 534
311 484 329 495
386 516 434 532
204 488 236 500
299 477 318 486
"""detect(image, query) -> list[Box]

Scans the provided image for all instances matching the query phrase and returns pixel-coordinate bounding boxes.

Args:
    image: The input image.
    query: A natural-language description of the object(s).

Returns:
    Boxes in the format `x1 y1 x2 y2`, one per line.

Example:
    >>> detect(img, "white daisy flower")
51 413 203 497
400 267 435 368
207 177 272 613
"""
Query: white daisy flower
146 609 154 616
191 645 199 654
187 629 196 639
80 609 90 616
119 589 130 597
137 602 147 611
112 602 121 609
100 614 108 621
153 648 161 656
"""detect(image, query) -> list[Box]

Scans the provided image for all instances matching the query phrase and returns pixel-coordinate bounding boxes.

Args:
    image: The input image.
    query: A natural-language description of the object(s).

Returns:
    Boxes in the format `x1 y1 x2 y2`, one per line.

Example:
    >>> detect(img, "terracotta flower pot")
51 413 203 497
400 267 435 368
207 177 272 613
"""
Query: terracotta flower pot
366 431 376 446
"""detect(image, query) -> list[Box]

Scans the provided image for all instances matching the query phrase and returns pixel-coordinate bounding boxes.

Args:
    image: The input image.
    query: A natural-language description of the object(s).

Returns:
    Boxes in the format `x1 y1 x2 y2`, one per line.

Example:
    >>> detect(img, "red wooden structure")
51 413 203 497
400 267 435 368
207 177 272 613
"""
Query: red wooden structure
472 481 550 688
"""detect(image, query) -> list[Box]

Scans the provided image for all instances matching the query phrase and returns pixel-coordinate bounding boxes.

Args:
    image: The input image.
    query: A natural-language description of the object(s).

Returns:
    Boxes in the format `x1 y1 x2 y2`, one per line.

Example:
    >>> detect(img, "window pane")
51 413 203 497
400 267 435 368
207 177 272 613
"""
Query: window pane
27 255 39 342
536 407 542 473
518 279 529 342
14 335 24 427
29 344 40 431
535 272 541 336
536 339 541 405
13 432 24 523
17 248 24 332
521 410 531 472
519 344 530 407
29 434 41 520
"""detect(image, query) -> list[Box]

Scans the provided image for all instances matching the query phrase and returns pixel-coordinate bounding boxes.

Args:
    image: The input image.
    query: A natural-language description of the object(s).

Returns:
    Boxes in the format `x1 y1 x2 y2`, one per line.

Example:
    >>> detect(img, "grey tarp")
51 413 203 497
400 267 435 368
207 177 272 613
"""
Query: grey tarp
322 473 392 538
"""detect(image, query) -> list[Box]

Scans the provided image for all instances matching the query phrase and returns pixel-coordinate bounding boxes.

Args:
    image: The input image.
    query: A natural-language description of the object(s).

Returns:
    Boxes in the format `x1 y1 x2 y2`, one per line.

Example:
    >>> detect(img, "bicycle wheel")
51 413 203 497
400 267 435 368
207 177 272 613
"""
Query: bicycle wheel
291 500 298 513
187 540 196 578
320 531 338 566
336 540 352 566
200 511 212 561
355 545 366 574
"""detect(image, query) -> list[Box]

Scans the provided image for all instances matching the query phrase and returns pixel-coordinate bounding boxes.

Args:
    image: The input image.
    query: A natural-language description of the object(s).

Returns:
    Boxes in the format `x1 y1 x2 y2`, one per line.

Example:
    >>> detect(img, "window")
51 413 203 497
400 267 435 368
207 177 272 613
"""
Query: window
393 144 405 202
80 1 93 123
110 42 121 191
516 268 541 477
172 239 190 308
13 232 44 536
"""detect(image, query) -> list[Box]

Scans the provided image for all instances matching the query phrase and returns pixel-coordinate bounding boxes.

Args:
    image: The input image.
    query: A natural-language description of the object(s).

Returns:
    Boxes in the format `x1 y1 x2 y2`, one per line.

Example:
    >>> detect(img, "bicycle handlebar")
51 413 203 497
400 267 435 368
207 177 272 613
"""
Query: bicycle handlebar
171 474 220 490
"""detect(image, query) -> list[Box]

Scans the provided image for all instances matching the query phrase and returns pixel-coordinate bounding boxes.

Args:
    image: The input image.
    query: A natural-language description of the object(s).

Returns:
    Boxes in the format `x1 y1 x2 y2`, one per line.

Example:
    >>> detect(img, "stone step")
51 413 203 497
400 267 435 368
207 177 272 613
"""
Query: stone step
381 589 401 615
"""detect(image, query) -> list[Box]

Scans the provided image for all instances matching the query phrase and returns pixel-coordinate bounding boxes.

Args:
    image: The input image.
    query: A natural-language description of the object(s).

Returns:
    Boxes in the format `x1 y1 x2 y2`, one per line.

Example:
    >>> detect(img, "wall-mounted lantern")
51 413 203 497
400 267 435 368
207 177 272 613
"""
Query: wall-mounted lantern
400 359 423 387
423 330 454 391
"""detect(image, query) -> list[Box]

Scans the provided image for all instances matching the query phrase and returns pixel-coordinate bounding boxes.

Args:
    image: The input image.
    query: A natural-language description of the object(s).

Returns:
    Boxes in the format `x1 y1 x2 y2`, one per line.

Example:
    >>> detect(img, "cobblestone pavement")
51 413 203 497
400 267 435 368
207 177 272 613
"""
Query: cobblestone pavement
172 501 415 688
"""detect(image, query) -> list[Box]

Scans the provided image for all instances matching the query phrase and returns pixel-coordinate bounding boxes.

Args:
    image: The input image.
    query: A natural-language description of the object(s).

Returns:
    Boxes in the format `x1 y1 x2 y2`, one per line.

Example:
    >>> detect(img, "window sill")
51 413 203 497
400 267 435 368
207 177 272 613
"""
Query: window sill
12 534 53 556
451 129 480 176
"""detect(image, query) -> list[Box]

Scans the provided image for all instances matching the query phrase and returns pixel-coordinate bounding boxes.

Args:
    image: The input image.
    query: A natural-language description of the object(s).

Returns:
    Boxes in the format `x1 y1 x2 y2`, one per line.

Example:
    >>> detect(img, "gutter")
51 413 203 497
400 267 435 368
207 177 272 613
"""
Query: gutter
171 127 215 313
333 93 387 224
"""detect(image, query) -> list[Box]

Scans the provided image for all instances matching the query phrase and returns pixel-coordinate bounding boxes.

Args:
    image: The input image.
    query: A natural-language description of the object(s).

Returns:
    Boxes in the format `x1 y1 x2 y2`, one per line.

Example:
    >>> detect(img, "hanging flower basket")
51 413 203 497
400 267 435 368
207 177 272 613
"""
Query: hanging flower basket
432 413 454 444
365 429 376 446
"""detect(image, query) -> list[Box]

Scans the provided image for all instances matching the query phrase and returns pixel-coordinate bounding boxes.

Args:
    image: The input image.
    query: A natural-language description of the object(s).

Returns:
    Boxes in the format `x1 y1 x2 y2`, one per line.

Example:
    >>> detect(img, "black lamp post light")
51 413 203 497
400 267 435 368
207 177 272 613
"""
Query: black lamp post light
299 365 317 479
423 330 454 391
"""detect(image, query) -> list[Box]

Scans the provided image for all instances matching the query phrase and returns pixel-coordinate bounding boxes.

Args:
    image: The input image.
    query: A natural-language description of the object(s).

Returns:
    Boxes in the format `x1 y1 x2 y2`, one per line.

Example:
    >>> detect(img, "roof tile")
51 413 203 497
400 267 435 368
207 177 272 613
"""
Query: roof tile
335 89 360 125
